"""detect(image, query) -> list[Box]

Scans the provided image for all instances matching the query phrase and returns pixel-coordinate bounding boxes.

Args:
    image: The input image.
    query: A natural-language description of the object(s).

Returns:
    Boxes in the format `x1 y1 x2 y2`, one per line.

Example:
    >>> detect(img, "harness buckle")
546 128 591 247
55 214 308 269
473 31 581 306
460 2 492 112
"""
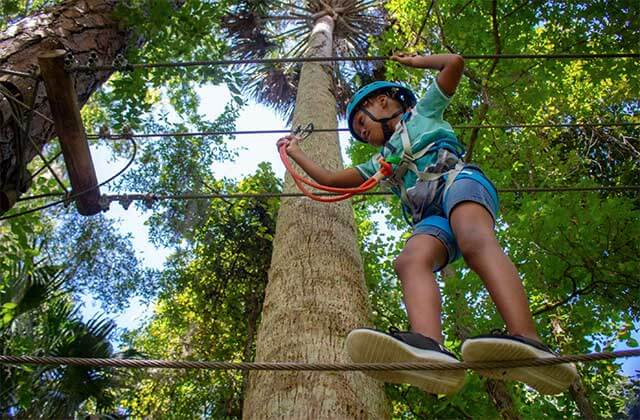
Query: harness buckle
377 158 393 177
402 152 415 162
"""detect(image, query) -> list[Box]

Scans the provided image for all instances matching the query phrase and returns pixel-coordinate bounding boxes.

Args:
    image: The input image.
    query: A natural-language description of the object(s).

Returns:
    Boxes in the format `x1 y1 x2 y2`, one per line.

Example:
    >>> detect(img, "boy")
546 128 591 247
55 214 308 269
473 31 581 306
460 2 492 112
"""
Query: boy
277 53 577 395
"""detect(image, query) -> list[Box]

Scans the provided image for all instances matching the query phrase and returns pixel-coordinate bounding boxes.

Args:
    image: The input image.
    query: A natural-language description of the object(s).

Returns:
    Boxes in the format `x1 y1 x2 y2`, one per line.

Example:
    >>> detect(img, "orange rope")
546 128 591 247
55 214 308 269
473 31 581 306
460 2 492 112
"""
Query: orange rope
278 142 392 202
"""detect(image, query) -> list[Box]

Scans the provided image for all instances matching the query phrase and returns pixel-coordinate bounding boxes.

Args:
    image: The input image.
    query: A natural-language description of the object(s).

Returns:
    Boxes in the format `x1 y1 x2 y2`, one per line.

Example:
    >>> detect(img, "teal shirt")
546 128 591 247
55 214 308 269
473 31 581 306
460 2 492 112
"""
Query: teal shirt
354 81 465 195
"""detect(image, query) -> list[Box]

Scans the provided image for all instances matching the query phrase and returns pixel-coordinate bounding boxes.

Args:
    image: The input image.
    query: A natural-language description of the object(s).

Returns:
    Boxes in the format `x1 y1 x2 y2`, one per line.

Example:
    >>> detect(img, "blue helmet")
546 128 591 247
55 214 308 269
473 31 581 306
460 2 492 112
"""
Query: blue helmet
347 81 417 142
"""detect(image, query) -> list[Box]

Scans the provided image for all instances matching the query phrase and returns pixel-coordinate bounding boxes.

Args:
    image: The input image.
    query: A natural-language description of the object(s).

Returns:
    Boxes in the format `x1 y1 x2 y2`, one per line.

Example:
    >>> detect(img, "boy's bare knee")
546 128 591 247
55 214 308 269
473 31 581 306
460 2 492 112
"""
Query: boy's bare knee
458 229 498 266
394 247 437 276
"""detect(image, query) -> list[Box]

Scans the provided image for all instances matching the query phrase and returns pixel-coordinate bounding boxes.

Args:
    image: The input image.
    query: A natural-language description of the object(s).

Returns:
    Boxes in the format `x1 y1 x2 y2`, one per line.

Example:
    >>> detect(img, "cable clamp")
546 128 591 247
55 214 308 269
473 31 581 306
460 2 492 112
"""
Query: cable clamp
98 124 111 140
118 195 133 210
122 126 134 140
98 194 110 212
63 52 75 70
113 54 133 72
143 193 156 209
87 51 99 69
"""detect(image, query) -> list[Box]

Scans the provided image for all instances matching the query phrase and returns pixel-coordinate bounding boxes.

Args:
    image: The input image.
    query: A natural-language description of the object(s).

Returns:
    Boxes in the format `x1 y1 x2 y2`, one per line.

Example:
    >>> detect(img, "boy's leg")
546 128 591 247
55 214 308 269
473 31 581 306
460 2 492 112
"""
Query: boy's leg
346 230 465 395
448 201 538 340
394 234 448 343
449 200 578 394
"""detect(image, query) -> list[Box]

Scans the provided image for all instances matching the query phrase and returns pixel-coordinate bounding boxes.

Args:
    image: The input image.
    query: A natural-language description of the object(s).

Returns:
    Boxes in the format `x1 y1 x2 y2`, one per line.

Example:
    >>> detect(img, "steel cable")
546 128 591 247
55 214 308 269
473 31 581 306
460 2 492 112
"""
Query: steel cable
98 184 640 204
0 137 137 221
1 348 639 371
68 53 640 73
86 122 640 140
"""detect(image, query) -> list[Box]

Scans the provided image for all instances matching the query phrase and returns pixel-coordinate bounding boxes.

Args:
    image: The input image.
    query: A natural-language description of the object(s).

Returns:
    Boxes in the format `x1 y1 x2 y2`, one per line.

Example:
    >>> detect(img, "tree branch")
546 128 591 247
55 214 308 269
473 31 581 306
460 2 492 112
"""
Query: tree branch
405 0 435 49
465 0 501 162
533 271 603 317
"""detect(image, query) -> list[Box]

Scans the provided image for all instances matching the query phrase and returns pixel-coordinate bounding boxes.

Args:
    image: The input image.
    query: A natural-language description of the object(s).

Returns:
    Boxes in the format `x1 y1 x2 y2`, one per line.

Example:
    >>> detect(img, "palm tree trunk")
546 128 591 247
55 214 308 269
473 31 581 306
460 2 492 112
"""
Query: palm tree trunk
242 16 388 419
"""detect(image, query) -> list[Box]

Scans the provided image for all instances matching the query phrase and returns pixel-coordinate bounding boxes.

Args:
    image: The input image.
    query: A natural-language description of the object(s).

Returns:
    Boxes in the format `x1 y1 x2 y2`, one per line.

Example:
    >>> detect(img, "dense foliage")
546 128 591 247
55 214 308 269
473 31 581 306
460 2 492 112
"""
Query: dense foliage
1 0 638 418
348 0 640 417
118 165 280 418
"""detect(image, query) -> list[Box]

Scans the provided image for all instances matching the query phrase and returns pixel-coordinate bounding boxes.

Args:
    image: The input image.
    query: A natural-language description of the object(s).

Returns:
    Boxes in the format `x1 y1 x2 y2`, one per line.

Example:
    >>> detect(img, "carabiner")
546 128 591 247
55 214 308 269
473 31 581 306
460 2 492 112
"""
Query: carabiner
292 123 314 140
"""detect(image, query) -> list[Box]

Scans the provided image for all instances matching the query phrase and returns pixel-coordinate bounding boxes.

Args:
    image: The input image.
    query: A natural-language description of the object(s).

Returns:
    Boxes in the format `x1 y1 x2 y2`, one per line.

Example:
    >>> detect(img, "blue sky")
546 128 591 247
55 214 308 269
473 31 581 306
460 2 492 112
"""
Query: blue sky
81 84 639 378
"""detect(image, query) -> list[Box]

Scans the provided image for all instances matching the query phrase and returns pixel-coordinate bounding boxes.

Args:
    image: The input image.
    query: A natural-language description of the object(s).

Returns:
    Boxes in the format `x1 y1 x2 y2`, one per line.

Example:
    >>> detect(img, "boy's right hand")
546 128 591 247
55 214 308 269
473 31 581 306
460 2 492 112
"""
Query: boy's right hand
391 52 420 67
276 134 302 155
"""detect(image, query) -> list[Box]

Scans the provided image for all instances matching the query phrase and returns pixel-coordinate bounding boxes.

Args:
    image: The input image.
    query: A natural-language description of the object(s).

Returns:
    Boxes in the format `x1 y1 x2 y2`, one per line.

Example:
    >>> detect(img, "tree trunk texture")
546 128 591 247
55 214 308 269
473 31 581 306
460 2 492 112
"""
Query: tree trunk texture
0 0 134 205
483 379 522 420
242 16 388 419
569 378 595 420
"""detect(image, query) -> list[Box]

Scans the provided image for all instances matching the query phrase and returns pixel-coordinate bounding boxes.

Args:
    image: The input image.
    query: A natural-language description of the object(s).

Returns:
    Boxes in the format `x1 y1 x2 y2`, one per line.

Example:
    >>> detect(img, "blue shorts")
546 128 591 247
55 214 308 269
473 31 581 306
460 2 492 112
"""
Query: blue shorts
411 168 499 272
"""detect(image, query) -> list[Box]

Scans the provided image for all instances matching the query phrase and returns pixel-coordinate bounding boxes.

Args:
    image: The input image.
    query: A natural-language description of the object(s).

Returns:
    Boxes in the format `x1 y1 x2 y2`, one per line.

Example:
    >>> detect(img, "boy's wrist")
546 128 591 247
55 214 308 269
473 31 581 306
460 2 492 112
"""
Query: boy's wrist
288 145 303 157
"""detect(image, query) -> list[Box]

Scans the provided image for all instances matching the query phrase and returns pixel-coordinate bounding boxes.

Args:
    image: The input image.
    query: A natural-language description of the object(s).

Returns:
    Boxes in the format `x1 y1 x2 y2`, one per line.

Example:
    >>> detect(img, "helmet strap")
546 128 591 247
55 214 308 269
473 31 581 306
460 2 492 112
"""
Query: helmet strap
361 107 404 141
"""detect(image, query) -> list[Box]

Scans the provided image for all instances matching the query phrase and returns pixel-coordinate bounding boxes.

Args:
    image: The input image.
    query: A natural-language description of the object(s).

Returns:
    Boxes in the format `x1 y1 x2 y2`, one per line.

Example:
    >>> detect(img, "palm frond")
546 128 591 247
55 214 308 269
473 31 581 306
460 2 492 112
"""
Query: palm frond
222 0 389 120
246 64 299 120
221 9 277 59
15 268 65 318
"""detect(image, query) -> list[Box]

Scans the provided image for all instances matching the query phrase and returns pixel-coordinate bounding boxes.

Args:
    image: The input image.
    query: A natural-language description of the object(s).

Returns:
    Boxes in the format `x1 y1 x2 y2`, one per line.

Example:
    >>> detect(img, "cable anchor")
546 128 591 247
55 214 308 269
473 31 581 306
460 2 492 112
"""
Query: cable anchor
113 54 133 72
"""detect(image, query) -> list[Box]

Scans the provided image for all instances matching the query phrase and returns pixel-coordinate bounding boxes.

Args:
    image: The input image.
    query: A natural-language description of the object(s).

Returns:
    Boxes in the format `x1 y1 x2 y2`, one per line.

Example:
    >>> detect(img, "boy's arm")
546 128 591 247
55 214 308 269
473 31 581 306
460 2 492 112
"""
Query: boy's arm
391 53 464 96
278 135 366 187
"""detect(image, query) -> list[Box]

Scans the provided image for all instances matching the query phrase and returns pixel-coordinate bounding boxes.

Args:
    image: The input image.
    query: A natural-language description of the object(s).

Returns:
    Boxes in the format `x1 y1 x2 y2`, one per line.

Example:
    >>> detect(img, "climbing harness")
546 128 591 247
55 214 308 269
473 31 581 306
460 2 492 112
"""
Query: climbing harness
377 114 473 224
370 110 495 224
278 124 393 202
344 81 497 223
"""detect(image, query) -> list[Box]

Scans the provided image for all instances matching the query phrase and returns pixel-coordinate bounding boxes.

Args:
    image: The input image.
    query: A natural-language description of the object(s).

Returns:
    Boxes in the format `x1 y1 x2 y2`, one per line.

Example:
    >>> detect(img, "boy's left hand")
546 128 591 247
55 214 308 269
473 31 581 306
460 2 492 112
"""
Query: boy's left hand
391 52 420 67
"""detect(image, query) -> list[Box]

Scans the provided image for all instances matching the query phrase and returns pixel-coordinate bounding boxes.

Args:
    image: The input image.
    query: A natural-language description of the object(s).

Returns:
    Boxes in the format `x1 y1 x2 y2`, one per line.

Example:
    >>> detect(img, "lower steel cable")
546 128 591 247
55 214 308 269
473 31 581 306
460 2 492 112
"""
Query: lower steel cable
0 349 639 371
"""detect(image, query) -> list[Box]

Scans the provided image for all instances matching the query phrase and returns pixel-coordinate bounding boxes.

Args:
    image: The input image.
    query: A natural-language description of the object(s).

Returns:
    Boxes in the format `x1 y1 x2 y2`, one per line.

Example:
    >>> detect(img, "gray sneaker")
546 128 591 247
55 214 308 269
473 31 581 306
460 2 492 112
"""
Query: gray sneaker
346 328 465 395
461 333 578 394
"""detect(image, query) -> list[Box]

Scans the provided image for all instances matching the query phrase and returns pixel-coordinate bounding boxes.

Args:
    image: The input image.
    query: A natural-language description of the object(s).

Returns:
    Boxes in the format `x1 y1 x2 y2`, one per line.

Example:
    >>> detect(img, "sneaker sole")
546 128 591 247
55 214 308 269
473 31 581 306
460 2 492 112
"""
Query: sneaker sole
346 329 465 395
461 338 578 394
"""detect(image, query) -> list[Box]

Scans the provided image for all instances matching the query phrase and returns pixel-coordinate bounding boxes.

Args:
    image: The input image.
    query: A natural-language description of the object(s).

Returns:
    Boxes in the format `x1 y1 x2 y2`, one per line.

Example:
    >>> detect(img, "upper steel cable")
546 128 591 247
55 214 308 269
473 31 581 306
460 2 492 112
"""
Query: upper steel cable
88 122 640 140
68 53 640 73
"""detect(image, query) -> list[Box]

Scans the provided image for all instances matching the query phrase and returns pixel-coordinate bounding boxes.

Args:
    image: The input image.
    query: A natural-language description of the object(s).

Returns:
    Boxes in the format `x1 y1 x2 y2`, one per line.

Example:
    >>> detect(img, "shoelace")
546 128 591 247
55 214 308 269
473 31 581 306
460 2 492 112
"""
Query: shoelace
388 327 451 354
485 328 556 355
